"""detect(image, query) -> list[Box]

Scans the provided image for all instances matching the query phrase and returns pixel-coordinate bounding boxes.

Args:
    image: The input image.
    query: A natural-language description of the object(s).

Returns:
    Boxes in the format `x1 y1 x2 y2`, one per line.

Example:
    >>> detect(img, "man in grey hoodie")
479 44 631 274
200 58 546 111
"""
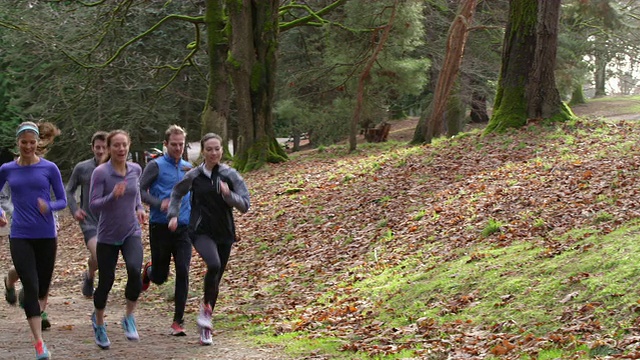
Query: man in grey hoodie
65 131 107 297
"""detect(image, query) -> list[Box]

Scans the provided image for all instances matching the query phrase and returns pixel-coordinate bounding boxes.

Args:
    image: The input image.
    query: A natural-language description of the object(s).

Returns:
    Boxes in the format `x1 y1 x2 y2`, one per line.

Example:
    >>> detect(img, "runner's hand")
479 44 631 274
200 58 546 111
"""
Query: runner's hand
113 182 126 198
136 209 146 224
74 209 87 221
168 217 178 232
219 180 230 196
0 214 7 227
37 198 49 214
160 198 170 212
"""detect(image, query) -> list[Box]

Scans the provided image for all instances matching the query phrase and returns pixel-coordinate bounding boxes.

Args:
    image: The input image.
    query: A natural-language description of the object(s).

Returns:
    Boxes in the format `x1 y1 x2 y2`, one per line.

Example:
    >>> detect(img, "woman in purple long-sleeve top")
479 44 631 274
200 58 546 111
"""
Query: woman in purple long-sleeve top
88 129 147 350
0 121 67 360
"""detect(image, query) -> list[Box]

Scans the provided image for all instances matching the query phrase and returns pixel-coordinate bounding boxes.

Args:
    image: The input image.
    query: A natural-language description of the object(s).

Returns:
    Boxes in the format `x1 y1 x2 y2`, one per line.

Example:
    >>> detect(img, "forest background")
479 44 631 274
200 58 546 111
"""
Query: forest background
3 0 640 359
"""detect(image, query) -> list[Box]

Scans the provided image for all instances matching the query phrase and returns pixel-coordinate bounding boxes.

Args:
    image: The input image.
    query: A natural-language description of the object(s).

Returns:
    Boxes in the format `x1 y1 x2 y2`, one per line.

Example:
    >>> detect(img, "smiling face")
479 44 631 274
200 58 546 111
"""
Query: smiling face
202 137 223 167
17 131 39 159
108 133 130 163
164 133 185 161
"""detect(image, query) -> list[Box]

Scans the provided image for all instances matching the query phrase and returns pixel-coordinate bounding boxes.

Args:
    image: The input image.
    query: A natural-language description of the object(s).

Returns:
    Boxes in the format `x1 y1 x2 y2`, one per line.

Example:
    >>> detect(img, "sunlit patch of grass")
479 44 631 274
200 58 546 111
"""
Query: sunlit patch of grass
593 211 614 224
412 209 427 221
481 219 504 237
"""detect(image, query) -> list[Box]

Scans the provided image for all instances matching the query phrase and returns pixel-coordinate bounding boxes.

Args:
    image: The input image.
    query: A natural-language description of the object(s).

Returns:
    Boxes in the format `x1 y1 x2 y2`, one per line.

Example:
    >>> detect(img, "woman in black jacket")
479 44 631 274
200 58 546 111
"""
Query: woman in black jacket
168 133 250 346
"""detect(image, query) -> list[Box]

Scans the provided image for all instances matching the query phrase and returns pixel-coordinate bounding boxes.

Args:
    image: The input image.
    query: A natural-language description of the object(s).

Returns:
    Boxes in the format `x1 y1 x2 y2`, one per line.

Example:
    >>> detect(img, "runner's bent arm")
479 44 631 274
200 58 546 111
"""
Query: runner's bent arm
167 167 198 219
222 169 250 213
89 167 116 213
46 163 68 212
139 160 162 207
65 163 82 215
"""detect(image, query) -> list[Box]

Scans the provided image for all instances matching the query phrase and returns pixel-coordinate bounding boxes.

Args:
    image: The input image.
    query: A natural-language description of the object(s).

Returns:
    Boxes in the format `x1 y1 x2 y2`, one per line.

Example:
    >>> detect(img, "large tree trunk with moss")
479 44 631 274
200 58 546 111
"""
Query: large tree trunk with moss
227 0 287 172
202 0 231 153
486 0 572 133
569 85 586 105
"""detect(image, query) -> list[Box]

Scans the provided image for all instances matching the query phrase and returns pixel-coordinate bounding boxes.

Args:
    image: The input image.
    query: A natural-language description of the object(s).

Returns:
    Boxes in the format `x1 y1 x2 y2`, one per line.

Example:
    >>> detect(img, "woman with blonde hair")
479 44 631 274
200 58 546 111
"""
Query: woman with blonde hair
0 121 66 360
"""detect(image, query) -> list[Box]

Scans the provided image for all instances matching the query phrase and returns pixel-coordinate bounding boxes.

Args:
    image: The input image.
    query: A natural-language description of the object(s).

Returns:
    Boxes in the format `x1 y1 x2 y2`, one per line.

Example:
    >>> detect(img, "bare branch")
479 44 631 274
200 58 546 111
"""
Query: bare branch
0 20 23 31
155 23 203 92
63 13 205 69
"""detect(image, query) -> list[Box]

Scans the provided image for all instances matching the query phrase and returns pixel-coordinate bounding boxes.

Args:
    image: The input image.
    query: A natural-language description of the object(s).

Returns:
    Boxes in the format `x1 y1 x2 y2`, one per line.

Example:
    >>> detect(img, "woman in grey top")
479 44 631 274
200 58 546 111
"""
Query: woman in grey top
168 133 250 346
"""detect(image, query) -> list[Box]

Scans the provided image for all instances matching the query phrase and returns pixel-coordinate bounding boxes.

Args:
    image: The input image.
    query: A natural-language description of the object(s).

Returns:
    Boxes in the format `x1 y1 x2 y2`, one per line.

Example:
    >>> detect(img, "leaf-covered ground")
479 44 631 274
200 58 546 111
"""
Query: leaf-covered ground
222 98 640 359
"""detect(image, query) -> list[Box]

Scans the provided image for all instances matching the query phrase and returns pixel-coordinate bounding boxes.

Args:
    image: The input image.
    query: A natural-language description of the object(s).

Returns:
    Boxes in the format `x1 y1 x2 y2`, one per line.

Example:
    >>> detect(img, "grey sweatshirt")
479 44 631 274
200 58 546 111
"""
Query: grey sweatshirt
65 157 100 233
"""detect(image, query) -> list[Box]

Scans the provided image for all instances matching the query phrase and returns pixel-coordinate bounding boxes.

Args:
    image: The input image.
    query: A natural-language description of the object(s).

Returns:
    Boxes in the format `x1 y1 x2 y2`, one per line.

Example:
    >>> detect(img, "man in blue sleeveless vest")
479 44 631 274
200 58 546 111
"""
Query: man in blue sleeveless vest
140 124 192 336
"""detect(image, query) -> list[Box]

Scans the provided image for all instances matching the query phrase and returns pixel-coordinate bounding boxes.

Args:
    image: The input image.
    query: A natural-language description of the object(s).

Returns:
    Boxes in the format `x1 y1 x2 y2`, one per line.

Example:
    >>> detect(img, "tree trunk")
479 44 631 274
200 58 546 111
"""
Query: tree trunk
422 0 477 143
350 0 398 152
594 52 607 97
525 0 563 120
569 85 586 105
202 0 231 152
227 0 287 171
486 0 573 133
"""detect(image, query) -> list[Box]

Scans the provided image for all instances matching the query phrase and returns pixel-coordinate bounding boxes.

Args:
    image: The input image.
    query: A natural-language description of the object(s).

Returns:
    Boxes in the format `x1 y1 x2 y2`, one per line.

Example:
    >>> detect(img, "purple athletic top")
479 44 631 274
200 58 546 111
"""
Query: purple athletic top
0 159 67 239
89 160 143 245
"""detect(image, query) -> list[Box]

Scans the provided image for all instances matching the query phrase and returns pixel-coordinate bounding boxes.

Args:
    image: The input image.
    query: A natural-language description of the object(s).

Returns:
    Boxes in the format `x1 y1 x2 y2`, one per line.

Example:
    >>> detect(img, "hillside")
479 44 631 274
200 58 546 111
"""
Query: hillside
225 96 640 358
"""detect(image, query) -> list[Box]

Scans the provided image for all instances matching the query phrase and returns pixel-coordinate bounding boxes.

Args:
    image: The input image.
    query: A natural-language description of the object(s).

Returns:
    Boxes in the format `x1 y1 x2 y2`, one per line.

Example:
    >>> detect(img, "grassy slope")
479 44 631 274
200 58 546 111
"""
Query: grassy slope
209 100 640 359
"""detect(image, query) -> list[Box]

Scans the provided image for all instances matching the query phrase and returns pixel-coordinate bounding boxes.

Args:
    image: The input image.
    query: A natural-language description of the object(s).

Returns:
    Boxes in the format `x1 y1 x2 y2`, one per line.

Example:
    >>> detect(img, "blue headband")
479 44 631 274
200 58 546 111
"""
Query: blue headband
16 125 40 137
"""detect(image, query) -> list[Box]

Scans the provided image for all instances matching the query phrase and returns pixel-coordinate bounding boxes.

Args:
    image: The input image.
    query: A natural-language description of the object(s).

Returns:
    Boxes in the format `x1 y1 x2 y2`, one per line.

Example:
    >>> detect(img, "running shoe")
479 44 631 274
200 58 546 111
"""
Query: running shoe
196 303 212 329
121 314 140 341
199 326 213 346
91 312 98 332
34 340 50 359
169 321 186 336
82 271 94 298
93 318 111 350
4 276 16 305
41 311 51 331
141 261 152 292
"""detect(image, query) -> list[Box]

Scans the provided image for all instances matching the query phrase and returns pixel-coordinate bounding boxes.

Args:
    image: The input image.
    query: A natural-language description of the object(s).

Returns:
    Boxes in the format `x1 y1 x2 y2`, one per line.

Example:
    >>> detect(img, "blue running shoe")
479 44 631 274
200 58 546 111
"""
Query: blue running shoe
94 323 111 349
121 314 139 341
34 340 50 359
91 312 98 332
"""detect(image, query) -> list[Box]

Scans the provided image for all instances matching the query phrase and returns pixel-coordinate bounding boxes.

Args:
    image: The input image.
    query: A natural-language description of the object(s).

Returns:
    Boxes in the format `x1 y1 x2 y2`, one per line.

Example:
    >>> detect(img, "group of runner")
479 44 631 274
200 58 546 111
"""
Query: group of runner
0 122 251 360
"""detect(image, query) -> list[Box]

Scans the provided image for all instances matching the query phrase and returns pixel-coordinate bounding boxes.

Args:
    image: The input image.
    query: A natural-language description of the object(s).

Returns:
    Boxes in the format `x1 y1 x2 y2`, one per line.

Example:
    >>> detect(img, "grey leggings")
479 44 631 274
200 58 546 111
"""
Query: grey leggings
93 235 143 310
10 238 56 318
192 234 232 310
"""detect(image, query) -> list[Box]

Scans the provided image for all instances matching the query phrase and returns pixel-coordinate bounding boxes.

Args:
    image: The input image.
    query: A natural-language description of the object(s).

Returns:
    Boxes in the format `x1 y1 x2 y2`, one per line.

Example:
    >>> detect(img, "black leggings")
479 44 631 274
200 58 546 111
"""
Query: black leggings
10 238 57 318
93 235 143 310
149 223 192 323
191 234 232 310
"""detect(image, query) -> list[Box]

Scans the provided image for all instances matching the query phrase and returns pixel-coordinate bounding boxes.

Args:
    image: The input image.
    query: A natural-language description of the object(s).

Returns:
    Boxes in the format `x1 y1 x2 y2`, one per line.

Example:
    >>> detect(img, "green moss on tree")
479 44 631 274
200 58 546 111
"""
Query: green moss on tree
235 137 287 172
569 86 586 105
250 62 264 92
485 87 527 133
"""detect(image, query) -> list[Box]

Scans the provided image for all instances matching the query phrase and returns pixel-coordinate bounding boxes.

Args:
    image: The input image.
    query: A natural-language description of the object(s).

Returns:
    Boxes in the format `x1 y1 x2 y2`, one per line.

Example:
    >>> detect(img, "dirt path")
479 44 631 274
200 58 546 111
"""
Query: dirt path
0 295 283 360
0 220 288 360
